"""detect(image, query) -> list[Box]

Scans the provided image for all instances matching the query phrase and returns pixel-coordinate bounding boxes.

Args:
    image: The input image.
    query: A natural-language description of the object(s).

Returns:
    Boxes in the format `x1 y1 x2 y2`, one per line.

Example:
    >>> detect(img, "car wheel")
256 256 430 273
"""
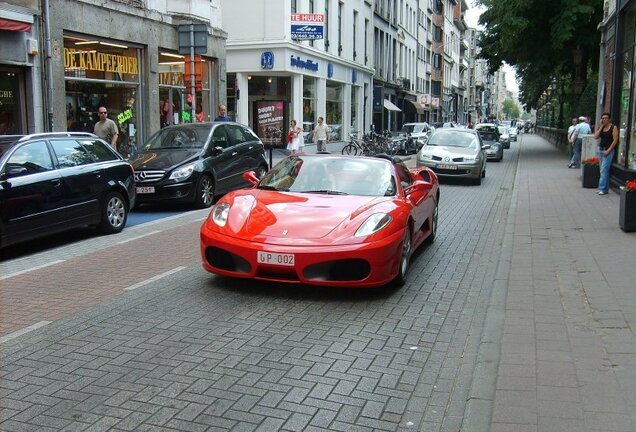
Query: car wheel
342 144 359 156
194 174 215 208
482 167 486 178
99 191 128 234
393 225 412 287
498 150 504 161
474 174 482 185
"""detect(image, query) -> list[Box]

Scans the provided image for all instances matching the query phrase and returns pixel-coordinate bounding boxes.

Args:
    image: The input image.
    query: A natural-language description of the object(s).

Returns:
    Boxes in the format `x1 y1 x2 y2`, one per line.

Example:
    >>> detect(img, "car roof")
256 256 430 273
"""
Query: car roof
431 127 478 135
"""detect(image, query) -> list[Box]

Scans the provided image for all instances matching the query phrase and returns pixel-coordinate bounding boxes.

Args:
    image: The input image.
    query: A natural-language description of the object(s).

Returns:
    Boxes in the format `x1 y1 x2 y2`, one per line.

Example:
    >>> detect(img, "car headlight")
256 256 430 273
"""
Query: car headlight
169 162 196 181
419 152 433 160
355 213 392 237
210 203 230 227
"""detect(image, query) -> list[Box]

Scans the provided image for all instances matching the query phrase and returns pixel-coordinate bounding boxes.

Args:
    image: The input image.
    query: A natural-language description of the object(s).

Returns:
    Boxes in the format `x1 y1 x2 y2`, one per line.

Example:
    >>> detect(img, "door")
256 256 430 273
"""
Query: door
49 139 105 224
205 124 242 193
0 140 65 244
225 124 264 180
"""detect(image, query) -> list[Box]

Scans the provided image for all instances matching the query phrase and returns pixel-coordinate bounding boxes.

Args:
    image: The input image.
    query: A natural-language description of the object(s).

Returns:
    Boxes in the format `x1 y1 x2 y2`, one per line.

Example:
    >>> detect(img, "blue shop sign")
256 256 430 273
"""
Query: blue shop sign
352 70 357 83
327 63 334 78
290 56 318 72
261 51 274 69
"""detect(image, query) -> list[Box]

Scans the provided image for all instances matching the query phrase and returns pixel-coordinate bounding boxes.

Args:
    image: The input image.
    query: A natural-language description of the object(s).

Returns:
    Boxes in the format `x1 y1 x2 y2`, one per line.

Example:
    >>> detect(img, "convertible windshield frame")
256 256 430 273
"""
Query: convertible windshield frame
258 155 398 197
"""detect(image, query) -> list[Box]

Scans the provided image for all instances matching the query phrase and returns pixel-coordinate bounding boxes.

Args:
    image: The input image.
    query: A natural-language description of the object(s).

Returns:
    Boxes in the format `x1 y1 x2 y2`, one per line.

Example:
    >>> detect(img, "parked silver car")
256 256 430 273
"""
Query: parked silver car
416 128 489 185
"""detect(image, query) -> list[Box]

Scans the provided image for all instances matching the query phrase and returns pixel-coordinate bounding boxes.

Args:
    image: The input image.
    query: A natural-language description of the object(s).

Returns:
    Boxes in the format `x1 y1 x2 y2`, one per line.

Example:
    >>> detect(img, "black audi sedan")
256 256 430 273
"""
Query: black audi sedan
131 123 269 208
0 132 136 248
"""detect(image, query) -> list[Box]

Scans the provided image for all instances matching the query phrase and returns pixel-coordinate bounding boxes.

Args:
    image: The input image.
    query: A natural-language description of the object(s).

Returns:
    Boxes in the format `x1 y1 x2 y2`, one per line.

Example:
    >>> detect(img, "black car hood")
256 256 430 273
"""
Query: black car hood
131 149 202 171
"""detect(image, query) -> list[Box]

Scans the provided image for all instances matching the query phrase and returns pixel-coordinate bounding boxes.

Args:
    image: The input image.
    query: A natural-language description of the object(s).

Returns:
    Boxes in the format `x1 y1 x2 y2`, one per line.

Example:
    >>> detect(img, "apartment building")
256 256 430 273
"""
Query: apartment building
221 0 374 144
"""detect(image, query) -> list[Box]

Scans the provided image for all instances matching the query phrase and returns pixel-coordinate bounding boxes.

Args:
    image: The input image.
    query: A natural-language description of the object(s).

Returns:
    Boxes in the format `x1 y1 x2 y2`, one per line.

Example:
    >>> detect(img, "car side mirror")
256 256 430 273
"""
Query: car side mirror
242 170 260 185
1 165 28 179
404 180 432 195
210 146 223 156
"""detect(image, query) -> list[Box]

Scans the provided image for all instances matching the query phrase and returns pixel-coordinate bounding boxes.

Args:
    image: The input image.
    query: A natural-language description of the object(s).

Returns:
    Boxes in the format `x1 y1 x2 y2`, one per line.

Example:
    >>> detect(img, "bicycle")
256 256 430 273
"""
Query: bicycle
342 133 374 156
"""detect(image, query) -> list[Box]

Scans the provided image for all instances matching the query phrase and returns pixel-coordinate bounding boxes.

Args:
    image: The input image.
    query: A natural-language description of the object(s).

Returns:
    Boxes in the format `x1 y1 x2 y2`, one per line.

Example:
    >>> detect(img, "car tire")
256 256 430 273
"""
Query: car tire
99 191 128 234
194 174 215 209
392 225 412 287
341 144 359 156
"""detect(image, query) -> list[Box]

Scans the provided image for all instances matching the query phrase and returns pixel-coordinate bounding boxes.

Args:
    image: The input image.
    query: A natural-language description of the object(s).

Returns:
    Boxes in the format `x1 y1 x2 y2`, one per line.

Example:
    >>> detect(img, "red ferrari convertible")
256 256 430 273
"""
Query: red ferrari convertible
200 154 439 287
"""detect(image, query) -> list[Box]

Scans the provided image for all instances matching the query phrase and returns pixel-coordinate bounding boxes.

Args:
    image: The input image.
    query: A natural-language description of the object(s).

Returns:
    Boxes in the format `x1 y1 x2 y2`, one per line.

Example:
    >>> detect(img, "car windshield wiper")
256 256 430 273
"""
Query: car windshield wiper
257 185 288 191
302 189 348 195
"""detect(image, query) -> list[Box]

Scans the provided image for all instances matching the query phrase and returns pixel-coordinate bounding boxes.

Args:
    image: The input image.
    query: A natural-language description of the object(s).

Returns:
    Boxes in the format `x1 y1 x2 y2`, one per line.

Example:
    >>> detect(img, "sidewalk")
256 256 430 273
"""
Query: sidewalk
470 133 636 431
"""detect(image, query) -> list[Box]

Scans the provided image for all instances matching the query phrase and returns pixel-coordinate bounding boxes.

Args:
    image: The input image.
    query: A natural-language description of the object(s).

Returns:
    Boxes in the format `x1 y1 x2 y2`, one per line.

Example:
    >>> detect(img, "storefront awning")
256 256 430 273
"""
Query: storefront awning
0 18 31 32
383 99 401 112
405 99 427 114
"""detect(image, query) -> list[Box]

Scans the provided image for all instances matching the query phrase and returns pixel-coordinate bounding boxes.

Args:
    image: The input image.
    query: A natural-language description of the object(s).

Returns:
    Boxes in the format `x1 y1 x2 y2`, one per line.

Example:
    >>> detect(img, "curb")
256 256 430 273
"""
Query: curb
461 135 522 431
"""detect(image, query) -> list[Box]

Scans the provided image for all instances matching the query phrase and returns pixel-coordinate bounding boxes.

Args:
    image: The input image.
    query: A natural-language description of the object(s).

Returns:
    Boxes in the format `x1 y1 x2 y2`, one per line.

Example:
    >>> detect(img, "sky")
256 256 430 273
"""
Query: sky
464 1 520 94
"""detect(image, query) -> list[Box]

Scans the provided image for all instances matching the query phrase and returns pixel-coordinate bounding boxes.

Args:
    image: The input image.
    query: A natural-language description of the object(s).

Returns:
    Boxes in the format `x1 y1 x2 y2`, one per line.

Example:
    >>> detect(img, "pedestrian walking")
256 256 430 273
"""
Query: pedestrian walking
593 112 619 195
568 116 591 168
214 104 232 122
94 106 119 149
286 119 302 155
312 117 329 152
567 117 578 162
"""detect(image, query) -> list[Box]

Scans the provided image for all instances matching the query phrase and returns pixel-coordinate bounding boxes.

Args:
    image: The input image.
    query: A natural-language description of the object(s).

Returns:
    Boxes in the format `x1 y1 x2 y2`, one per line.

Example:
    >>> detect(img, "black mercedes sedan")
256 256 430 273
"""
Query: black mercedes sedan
0 132 136 248
131 123 269 208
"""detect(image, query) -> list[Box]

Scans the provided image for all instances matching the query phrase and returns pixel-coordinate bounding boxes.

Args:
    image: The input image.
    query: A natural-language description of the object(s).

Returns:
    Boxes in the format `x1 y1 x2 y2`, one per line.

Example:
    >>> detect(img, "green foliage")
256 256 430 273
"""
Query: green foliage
502 99 521 119
475 0 604 109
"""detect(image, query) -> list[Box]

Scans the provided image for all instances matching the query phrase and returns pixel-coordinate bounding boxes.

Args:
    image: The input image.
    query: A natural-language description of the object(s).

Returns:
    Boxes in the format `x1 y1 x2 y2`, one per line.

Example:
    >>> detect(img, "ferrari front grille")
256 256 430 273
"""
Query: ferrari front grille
205 247 251 273
303 259 371 282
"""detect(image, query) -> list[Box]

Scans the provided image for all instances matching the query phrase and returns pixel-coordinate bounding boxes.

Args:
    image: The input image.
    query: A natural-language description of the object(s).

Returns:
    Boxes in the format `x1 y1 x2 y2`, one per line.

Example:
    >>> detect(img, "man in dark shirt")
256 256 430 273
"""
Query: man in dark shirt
214 104 232 122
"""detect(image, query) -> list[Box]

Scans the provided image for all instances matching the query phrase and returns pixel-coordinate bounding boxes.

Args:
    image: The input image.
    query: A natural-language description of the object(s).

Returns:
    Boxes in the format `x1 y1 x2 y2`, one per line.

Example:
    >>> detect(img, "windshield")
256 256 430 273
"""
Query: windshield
143 126 209 150
258 156 397 196
498 126 508 135
427 130 478 148
401 124 425 133
479 132 498 142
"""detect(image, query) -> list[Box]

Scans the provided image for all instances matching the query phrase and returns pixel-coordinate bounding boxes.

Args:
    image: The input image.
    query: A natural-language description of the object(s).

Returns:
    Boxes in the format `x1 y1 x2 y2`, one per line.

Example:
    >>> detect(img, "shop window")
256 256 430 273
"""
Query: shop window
351 86 359 133
303 76 317 140
326 81 343 141
64 35 141 154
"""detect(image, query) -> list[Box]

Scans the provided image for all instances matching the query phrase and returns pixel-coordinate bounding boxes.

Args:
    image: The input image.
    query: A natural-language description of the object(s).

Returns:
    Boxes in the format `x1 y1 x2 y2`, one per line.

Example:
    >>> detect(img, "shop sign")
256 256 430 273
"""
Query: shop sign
327 63 334 78
117 108 134 125
64 48 139 75
290 56 318 72
431 97 440 109
352 70 357 83
261 51 274 69
419 94 431 105
0 90 13 104
291 13 324 40
159 72 184 86
255 100 285 148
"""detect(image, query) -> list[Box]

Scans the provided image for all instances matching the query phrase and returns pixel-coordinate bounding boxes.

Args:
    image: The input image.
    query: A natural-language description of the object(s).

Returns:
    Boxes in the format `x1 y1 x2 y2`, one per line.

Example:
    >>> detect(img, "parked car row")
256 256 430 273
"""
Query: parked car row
0 122 269 249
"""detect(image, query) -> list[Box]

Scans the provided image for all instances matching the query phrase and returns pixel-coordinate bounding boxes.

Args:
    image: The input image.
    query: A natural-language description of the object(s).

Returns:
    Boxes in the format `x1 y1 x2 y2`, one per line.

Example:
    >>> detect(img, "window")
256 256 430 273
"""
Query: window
50 140 93 168
5 141 54 175
303 76 317 135
211 125 229 148
364 19 369 64
325 0 330 51
291 0 297 14
79 139 119 162
353 10 358 60
338 1 343 55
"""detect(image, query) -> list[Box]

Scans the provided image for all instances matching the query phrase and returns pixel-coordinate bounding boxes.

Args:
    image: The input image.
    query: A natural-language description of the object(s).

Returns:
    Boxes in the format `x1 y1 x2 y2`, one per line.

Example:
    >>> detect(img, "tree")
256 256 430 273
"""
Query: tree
502 99 520 120
475 0 603 110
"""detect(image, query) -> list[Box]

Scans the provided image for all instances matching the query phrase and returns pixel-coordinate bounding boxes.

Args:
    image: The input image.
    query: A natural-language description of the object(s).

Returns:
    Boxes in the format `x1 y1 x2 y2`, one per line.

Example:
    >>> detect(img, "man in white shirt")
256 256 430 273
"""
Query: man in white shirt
567 117 577 167
569 116 591 168
312 117 329 152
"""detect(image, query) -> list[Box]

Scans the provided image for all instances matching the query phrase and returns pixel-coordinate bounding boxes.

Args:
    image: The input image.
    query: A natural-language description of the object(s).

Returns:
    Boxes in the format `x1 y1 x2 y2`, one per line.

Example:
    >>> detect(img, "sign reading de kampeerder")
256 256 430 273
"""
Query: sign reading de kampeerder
291 13 324 40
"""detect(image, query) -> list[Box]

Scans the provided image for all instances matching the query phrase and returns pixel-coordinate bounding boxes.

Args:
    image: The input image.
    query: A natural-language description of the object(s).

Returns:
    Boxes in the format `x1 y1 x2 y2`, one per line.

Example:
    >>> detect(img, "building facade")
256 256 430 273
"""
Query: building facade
598 0 636 184
0 0 43 134
0 0 227 152
221 0 374 145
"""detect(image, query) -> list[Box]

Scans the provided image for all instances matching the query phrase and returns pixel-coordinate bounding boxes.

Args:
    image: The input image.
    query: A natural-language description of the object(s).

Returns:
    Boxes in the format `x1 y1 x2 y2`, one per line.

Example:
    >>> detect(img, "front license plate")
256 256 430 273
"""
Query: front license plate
257 251 295 266
136 186 155 194
437 164 458 170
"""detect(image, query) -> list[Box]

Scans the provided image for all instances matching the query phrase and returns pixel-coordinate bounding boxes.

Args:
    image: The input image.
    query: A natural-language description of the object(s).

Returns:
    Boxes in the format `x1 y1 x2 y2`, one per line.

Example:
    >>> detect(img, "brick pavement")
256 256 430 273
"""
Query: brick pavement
1 134 634 431
468 133 636 432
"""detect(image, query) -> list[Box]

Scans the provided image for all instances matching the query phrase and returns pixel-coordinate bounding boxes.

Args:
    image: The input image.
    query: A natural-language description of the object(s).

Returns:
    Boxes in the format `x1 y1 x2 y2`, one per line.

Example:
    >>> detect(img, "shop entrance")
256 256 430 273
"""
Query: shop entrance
0 67 26 134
